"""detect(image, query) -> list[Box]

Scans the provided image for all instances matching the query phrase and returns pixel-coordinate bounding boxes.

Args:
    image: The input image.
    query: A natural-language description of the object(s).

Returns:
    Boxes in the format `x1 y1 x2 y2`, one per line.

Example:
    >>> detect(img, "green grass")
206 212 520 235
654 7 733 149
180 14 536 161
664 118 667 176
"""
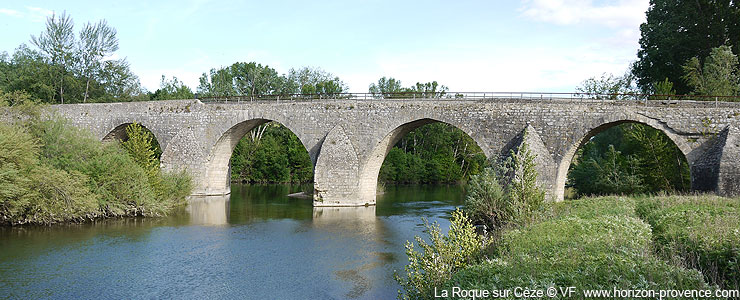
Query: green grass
443 196 710 299
636 195 740 289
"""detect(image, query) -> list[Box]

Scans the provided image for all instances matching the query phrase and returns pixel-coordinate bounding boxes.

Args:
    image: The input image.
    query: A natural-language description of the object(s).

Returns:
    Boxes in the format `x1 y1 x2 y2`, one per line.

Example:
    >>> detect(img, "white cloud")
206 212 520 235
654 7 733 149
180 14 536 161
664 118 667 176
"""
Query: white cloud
25 6 53 22
0 8 21 17
520 0 648 28
341 43 634 93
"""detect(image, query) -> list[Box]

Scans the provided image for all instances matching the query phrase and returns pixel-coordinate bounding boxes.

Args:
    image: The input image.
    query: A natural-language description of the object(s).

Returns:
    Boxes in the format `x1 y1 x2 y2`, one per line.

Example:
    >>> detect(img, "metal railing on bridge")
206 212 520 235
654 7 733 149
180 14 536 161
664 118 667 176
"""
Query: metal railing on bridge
196 92 740 105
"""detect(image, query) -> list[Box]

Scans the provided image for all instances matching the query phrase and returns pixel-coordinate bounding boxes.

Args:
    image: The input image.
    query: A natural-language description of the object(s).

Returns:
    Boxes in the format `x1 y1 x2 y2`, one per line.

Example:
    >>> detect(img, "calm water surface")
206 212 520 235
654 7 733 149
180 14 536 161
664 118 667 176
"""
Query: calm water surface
0 184 464 299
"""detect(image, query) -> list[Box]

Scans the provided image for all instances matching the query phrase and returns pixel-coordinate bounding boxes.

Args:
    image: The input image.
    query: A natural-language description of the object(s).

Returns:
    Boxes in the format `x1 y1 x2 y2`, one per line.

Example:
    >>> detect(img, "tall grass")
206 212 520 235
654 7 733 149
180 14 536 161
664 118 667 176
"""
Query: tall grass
636 195 740 289
437 197 713 298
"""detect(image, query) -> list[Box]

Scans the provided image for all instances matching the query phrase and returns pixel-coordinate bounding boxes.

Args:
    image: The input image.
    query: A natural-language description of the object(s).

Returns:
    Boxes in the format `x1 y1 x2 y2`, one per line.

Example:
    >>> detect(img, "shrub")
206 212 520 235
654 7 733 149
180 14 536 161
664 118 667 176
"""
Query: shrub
636 195 740 289
464 134 545 231
395 208 482 300
1 109 192 225
0 121 99 225
445 215 708 297
464 167 510 229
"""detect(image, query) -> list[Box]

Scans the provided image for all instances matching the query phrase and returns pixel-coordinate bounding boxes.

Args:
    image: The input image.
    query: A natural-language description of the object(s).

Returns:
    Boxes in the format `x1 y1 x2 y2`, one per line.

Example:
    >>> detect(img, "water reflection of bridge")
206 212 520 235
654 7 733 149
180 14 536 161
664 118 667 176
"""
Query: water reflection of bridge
186 196 378 229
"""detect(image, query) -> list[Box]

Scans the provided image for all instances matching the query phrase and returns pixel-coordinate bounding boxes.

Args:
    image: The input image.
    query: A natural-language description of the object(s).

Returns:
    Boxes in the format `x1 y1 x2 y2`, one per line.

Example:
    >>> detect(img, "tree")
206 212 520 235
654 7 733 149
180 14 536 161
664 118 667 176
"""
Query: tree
651 78 676 99
197 62 287 98
95 59 147 102
576 72 638 99
682 45 740 96
150 75 194 100
287 66 348 95
369 76 404 98
408 81 448 98
30 12 75 103
507 133 545 224
121 123 162 196
633 0 740 94
12 13 143 103
78 20 118 102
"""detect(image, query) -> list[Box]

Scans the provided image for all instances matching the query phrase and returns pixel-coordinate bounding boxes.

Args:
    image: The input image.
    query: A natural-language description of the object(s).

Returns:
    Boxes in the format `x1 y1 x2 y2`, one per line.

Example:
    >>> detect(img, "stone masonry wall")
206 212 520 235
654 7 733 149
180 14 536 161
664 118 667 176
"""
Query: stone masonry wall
49 98 740 206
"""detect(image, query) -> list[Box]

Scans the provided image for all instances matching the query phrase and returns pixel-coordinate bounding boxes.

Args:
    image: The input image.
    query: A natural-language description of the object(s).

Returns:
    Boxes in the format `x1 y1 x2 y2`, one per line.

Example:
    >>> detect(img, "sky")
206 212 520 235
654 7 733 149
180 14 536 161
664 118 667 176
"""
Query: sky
0 0 650 93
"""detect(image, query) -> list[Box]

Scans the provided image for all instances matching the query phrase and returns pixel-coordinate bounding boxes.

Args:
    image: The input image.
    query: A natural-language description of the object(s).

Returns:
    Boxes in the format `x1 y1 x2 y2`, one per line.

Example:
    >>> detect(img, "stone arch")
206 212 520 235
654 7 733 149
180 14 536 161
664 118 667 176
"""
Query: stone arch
357 118 489 203
199 118 314 196
554 117 692 201
102 122 161 144
101 122 165 164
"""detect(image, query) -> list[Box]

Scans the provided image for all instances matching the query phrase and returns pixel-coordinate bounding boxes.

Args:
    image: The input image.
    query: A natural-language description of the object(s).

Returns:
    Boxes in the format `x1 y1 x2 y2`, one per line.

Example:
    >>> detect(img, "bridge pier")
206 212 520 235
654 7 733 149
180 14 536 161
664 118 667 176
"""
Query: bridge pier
313 125 372 206
690 124 740 197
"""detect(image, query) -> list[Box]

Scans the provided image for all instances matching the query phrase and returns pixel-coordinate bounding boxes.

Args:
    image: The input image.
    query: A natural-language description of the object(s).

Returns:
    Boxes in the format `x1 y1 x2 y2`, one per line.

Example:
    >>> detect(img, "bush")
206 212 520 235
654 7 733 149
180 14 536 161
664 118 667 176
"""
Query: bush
0 121 99 225
464 135 545 231
636 195 740 289
395 208 482 300
1 107 193 225
464 167 510 229
445 215 708 297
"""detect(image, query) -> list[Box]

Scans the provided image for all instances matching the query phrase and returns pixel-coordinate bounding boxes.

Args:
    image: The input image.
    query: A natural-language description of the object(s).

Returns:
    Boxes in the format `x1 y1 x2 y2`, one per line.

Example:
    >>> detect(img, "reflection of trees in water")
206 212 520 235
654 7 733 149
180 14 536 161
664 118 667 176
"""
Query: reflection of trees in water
227 184 314 223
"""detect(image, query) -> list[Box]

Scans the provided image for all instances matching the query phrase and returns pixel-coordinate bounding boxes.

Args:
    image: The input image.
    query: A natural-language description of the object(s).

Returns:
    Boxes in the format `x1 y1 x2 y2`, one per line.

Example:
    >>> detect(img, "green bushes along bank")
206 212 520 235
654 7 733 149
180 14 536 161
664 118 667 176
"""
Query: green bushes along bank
0 100 192 225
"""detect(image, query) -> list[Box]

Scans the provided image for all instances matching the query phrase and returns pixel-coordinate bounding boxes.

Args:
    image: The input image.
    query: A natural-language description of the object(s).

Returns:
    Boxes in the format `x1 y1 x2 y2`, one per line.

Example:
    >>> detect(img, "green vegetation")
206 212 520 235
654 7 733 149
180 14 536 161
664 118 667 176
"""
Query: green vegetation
636 195 740 289
397 195 737 299
682 45 740 97
230 122 313 184
379 123 486 184
394 209 482 300
0 93 192 225
633 0 740 94
398 136 736 297
465 137 544 231
567 123 691 197
0 13 146 104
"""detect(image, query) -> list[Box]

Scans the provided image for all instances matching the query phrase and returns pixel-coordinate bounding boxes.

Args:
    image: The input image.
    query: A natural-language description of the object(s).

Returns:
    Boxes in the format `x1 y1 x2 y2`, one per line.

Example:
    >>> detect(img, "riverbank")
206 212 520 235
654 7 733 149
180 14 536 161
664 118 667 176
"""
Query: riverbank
0 104 192 226
399 195 740 298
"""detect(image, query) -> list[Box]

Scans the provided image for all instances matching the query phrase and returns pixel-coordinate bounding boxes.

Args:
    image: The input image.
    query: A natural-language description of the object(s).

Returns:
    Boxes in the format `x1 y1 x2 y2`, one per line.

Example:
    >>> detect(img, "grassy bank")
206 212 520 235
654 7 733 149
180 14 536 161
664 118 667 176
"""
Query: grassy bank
445 197 709 297
636 195 740 289
397 195 739 299
0 103 192 225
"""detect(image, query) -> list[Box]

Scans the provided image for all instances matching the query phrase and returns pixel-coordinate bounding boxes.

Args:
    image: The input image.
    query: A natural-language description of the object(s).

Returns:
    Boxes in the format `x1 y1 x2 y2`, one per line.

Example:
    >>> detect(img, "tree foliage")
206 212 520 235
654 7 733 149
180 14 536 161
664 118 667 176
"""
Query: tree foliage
230 122 313 183
0 101 192 225
633 0 740 94
575 72 638 99
465 133 545 231
0 13 145 103
150 75 194 100
379 123 486 184
369 77 448 99
568 124 690 197
682 45 740 96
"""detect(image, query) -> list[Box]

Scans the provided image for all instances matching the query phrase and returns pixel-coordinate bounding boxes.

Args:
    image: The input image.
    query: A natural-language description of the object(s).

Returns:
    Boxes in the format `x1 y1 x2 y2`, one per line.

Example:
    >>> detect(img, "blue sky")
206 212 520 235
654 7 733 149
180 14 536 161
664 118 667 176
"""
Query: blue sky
0 0 649 93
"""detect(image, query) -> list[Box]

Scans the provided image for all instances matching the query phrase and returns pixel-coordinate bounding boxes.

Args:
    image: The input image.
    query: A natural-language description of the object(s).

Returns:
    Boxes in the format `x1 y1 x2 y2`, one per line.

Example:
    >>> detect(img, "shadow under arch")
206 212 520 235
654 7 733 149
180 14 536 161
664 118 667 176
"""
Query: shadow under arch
356 118 488 202
554 118 692 201
200 118 314 196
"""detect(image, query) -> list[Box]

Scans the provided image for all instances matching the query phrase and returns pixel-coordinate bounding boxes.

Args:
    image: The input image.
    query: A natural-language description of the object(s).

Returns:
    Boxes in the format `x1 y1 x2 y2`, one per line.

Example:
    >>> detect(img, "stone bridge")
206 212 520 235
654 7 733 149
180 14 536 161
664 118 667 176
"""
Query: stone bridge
51 98 740 206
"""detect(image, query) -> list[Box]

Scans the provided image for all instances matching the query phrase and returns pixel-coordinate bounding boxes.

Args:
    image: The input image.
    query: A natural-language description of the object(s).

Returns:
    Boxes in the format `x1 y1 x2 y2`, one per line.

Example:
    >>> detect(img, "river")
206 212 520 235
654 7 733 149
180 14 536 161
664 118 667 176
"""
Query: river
0 184 464 299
